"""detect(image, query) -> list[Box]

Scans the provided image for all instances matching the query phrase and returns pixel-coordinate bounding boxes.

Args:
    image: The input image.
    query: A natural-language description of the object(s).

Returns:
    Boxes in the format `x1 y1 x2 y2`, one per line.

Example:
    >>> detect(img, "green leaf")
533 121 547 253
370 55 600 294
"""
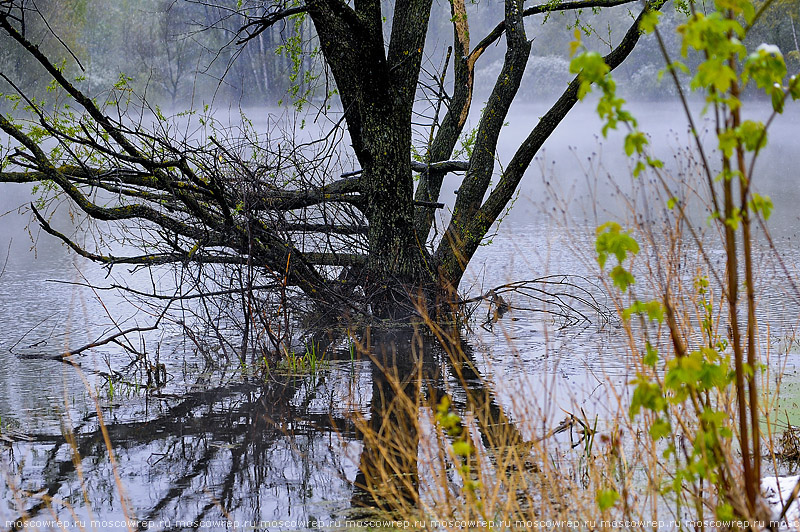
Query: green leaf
643 342 659 367
639 10 662 34
569 28 582 57
790 75 800 100
569 51 610 99
736 120 766 152
464 479 481 492
724 208 741 230
717 504 734 521
649 417 672 440
700 407 727 426
750 193 773 220
452 440 472 457
623 300 664 323
630 376 666 417
624 131 648 156
663 443 676 459
610 265 635 291
717 129 737 158
693 59 737 93
743 44 787 91
596 489 619 511
595 222 640 270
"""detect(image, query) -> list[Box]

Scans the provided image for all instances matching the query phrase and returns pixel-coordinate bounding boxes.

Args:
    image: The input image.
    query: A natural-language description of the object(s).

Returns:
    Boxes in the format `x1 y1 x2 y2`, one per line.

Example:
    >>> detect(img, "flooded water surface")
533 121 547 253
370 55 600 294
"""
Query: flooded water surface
1 102 800 530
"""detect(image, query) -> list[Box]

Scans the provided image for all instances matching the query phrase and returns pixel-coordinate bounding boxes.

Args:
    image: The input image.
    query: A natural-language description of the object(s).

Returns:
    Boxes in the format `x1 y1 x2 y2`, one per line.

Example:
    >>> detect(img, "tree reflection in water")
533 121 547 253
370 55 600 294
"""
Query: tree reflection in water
2 324 530 528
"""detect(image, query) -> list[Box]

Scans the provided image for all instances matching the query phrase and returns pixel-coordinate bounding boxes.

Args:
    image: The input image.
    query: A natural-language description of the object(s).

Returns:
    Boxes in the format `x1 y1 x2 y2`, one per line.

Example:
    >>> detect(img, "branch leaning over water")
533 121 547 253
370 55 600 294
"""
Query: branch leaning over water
0 13 366 300
13 300 174 361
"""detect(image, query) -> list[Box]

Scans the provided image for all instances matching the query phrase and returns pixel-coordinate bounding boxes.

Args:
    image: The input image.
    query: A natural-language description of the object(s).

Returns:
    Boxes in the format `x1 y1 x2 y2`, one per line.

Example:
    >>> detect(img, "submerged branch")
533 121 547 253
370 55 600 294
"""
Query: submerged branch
462 275 612 328
15 303 172 360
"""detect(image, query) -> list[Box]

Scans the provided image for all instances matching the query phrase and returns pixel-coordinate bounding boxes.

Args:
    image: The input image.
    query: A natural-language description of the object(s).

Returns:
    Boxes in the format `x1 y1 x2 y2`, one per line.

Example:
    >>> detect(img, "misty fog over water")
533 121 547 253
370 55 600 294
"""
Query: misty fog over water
0 96 799 526
1 0 800 525
2 97 800 403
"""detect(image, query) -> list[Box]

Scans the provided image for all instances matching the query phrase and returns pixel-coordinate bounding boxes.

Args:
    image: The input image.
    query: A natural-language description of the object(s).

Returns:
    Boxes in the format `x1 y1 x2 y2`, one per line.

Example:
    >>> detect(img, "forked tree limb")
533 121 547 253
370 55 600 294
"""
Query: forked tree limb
235 5 308 45
436 0 667 285
470 0 641 65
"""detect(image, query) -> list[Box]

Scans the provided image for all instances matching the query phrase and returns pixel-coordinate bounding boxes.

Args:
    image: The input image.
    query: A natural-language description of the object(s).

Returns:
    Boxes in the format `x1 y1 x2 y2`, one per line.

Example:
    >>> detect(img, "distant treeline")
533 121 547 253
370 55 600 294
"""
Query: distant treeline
1 0 797 112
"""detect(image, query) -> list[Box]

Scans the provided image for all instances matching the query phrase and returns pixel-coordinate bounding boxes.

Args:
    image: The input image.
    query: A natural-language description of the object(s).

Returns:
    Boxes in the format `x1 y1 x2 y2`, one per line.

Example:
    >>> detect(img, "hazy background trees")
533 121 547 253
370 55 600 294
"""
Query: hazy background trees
1 0 792 114
0 0 722 112
0 0 319 109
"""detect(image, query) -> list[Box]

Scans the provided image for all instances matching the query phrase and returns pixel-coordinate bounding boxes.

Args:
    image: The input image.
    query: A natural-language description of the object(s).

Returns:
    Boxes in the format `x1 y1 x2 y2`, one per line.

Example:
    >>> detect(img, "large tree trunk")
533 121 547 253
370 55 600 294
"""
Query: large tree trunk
307 0 435 317
0 0 662 323
361 110 432 313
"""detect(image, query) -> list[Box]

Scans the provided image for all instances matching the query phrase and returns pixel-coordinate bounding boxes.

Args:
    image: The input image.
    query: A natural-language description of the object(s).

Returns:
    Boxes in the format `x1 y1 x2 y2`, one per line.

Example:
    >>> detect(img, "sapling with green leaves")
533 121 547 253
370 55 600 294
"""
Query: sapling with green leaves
571 0 800 521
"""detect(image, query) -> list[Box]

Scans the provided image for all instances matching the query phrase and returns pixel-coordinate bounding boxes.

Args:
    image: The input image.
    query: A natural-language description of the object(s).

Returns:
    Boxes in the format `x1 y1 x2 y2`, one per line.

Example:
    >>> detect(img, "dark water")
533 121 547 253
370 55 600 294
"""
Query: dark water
2 102 800 530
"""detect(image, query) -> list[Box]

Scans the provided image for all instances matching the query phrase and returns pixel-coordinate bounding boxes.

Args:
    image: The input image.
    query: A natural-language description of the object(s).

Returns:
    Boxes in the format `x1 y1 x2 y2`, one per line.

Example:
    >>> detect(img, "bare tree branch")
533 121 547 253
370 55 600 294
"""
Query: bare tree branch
471 0 640 65
235 5 308 45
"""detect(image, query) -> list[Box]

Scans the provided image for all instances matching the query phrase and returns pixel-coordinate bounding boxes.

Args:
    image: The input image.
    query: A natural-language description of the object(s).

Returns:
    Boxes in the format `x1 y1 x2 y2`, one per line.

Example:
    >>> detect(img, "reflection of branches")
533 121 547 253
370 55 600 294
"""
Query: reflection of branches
462 275 612 329
440 330 529 450
351 325 532 512
0 239 10 280
7 371 357 525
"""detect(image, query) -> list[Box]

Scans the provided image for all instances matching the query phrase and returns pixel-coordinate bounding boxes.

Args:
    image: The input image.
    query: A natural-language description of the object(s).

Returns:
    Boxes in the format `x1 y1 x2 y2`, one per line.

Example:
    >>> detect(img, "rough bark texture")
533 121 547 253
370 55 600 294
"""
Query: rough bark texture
307 0 435 315
435 0 667 288
0 0 661 318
